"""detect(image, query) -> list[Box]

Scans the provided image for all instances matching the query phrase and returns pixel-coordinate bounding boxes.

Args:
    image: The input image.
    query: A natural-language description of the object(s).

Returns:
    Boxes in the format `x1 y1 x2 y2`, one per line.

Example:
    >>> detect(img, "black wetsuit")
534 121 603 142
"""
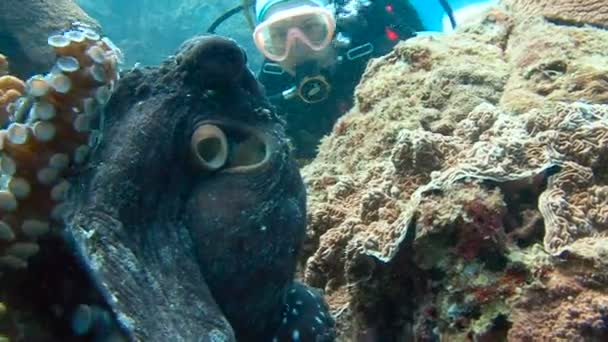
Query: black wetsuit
257 0 424 159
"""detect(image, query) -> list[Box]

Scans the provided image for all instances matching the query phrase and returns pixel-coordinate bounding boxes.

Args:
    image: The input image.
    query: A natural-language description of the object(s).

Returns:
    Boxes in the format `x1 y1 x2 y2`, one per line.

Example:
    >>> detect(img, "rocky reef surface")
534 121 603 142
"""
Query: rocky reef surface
301 3 608 340
502 0 608 28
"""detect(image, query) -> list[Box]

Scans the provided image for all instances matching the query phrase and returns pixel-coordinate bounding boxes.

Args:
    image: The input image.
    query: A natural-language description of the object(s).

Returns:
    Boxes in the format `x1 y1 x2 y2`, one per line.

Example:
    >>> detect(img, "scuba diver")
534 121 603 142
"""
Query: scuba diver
252 0 427 159
209 0 460 159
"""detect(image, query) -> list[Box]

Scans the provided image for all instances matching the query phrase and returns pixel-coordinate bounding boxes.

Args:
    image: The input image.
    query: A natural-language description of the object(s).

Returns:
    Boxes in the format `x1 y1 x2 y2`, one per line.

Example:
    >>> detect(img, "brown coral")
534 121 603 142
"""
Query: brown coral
502 16 608 114
509 271 608 340
300 4 608 340
502 0 608 28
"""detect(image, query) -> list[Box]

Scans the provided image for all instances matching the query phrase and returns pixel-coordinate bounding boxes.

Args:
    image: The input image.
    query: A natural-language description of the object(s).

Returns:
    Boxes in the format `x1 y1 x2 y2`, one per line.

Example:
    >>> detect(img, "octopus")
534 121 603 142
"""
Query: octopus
0 25 335 341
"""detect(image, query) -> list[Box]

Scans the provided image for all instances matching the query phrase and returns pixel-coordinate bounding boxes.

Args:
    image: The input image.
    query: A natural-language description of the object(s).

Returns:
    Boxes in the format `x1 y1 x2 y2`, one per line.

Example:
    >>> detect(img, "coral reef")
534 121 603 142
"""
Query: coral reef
502 0 608 28
0 0 99 77
301 3 608 340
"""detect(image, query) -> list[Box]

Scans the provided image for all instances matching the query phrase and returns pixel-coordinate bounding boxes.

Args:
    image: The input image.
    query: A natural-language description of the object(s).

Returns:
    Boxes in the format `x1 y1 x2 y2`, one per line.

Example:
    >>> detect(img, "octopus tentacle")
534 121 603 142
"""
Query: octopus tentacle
0 23 121 270
272 281 336 342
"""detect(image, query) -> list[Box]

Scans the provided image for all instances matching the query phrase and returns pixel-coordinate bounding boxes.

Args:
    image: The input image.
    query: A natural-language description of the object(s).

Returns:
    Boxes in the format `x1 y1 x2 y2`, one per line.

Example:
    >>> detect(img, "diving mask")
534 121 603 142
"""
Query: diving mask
253 5 336 62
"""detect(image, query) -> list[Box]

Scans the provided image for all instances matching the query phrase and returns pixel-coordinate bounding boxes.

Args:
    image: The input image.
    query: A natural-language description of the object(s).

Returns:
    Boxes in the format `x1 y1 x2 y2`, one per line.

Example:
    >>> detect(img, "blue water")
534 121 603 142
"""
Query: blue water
410 0 498 32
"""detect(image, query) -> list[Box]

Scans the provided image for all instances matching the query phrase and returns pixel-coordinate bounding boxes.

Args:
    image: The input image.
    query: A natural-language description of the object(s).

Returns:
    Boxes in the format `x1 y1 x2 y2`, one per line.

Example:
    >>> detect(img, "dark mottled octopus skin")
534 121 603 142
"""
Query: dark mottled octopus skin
59 36 336 341
273 282 336 341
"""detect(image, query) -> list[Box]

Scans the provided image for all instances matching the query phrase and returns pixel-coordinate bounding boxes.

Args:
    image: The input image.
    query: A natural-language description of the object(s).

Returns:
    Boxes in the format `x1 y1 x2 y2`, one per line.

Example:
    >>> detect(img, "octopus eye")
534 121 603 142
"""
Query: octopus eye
190 124 228 171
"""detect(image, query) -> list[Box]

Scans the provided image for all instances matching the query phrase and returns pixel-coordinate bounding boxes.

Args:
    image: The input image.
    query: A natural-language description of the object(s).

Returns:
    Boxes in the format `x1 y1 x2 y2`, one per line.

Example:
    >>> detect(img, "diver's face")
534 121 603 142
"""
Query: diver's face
279 41 335 75
271 14 335 74
255 4 336 74
267 14 329 51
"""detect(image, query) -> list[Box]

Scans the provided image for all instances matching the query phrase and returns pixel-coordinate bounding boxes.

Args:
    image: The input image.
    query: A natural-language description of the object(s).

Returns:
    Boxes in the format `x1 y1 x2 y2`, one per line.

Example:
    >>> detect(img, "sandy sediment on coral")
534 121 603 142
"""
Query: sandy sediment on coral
301 4 608 340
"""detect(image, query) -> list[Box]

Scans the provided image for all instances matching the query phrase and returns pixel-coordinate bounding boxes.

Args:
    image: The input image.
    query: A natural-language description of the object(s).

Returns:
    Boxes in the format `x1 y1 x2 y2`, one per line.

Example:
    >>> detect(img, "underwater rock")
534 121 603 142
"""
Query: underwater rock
502 0 608 28
0 0 99 78
301 3 608 340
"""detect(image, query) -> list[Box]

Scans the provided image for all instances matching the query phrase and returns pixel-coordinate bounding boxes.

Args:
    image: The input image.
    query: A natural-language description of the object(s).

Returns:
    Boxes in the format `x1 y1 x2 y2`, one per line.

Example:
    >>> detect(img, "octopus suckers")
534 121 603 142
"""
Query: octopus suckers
71 304 112 336
6 242 39 259
65 30 86 43
50 179 70 201
0 190 17 211
82 29 100 42
30 100 56 120
37 167 59 185
21 219 50 239
49 153 69 170
8 177 31 199
0 255 27 269
33 121 56 142
0 221 15 241
89 65 106 83
95 86 111 104
56 56 80 73
73 145 90 164
0 155 17 175
51 202 69 221
48 35 70 48
73 114 92 133
0 27 122 282
86 46 106 65
101 37 123 63
7 123 30 145
26 75 50 97
83 98 98 116
48 73 72 94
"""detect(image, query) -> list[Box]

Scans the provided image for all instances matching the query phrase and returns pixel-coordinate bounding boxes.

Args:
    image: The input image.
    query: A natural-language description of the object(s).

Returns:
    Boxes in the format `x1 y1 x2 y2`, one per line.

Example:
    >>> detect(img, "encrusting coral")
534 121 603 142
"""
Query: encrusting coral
300 3 608 340
0 23 121 270
502 0 608 28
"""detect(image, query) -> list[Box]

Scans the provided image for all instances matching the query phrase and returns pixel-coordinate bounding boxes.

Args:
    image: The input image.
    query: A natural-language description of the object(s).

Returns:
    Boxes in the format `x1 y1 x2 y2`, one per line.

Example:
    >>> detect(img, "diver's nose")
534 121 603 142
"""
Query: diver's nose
178 35 247 87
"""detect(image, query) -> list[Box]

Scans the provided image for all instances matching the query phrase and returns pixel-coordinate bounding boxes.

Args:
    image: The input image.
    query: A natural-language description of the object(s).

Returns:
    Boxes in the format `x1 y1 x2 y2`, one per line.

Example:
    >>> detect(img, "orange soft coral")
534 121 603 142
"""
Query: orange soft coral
0 75 25 126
